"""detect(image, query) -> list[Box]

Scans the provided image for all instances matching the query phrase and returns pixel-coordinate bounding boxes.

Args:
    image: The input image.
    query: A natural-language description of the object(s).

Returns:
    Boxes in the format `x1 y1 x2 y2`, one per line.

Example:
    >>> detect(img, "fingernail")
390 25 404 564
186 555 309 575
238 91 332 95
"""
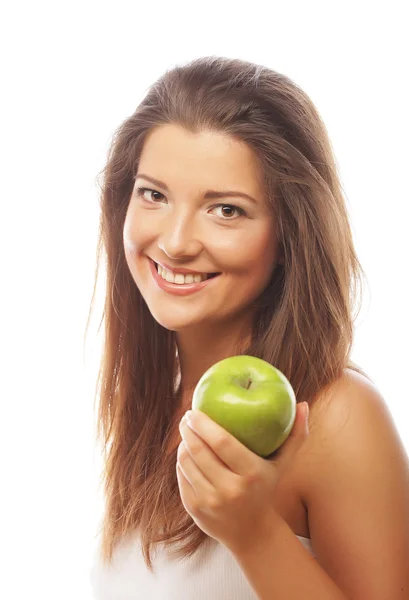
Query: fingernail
185 410 193 423
304 402 309 418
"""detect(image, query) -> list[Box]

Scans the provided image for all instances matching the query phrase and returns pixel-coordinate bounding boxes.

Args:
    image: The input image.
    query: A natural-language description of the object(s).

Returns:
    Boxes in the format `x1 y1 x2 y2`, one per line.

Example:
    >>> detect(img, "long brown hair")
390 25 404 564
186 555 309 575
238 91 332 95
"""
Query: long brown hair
85 56 367 572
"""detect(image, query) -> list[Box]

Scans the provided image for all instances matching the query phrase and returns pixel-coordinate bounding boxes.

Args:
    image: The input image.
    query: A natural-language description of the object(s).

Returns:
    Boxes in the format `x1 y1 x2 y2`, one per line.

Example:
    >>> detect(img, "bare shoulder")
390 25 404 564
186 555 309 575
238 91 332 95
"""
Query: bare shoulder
293 368 409 598
296 367 407 485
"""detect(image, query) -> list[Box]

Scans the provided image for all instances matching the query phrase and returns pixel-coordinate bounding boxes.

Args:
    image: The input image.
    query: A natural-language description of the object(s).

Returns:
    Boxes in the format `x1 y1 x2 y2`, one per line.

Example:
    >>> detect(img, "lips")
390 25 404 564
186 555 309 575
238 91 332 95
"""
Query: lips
153 259 219 278
148 257 221 296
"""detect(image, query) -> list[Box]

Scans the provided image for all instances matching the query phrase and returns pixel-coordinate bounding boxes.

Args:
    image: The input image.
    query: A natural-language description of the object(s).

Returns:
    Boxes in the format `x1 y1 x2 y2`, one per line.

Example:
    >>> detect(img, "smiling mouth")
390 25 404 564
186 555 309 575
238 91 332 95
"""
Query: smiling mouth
153 261 220 285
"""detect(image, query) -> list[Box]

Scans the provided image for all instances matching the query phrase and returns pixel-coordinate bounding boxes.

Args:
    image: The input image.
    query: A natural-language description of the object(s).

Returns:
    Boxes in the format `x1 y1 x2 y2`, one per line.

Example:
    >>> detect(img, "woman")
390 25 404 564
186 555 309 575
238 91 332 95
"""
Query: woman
88 56 409 599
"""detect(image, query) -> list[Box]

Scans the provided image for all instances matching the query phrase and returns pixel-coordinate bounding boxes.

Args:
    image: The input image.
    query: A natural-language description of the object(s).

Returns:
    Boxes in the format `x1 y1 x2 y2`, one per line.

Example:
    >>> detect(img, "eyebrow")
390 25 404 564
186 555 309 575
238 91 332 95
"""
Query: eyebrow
135 173 258 204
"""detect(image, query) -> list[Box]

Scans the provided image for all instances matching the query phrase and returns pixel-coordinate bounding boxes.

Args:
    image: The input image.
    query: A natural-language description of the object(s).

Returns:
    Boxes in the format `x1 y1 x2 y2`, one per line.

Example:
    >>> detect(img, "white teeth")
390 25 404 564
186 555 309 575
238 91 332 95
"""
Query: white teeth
156 263 211 285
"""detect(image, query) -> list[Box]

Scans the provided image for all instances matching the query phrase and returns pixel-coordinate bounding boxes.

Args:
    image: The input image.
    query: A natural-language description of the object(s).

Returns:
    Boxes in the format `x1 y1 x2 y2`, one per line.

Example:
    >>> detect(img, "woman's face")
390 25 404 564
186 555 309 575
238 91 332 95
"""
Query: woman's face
123 123 281 332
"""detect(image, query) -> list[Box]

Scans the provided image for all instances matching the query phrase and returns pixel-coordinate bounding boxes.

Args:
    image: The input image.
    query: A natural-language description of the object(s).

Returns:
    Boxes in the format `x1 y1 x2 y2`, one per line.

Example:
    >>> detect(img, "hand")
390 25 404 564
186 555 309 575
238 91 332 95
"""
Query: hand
176 402 309 554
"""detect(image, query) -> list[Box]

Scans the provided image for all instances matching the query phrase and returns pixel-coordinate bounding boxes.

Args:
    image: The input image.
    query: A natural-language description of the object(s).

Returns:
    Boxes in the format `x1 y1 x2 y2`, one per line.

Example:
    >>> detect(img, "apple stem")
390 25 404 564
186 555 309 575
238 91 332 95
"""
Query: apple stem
246 378 252 390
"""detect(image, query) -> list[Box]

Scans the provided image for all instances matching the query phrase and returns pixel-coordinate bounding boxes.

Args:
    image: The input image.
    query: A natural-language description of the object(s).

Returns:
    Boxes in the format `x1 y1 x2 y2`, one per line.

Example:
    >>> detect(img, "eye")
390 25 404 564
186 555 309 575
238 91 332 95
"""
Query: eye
135 186 166 203
210 204 246 220
135 187 246 220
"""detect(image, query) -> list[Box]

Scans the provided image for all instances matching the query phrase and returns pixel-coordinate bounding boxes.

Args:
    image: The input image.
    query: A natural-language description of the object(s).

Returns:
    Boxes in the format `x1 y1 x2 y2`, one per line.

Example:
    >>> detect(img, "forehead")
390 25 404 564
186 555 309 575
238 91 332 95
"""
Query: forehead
137 123 264 195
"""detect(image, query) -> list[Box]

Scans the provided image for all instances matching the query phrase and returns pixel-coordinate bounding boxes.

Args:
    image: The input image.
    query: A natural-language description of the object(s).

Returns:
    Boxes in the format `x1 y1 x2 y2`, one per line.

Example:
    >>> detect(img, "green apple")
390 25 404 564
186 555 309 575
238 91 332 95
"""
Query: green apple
192 355 296 458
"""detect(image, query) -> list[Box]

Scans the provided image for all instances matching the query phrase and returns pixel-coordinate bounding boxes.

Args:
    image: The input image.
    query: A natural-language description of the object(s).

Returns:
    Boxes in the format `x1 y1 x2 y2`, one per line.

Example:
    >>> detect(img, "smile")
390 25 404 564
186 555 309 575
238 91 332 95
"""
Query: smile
148 259 221 296
156 262 218 284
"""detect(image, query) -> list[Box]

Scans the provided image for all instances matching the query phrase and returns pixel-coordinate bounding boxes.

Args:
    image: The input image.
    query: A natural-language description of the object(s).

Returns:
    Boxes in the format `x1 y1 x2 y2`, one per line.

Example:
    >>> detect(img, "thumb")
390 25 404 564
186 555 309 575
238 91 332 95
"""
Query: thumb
289 401 310 443
268 402 309 463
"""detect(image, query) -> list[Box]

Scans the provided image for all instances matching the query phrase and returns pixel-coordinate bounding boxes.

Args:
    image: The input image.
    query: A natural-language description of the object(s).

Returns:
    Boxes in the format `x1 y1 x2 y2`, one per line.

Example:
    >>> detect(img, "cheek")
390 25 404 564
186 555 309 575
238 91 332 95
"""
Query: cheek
123 208 137 251
228 230 278 287
123 212 147 281
123 207 152 254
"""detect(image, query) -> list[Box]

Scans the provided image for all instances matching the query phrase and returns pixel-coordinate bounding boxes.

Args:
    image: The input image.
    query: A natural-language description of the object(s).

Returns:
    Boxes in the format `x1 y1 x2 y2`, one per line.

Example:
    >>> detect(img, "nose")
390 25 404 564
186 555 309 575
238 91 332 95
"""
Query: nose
157 209 203 260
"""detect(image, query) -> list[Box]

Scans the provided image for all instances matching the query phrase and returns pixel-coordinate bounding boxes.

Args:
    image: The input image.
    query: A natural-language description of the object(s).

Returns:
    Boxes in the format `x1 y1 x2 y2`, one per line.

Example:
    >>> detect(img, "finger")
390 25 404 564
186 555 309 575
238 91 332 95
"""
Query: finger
176 460 196 514
184 410 258 476
179 419 235 489
177 440 215 494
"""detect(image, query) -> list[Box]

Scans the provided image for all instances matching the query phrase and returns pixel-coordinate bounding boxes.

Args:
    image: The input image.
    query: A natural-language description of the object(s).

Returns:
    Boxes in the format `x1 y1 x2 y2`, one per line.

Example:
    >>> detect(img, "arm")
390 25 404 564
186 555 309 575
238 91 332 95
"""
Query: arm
231 370 409 600
233 512 348 599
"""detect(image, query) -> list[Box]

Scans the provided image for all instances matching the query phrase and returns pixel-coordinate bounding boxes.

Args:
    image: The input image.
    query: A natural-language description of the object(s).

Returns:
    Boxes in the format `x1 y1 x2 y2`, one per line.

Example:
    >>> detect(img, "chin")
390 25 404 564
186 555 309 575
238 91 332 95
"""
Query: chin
147 308 208 332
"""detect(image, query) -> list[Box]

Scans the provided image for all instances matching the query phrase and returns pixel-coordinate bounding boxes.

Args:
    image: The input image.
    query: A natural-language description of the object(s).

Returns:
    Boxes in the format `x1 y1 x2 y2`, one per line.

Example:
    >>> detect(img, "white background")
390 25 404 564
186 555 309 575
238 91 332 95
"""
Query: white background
1 1 408 598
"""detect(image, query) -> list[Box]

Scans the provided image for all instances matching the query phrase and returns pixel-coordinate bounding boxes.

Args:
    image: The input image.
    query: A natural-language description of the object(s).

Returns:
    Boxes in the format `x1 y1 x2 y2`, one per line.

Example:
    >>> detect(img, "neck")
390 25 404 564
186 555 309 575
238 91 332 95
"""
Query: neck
176 317 253 397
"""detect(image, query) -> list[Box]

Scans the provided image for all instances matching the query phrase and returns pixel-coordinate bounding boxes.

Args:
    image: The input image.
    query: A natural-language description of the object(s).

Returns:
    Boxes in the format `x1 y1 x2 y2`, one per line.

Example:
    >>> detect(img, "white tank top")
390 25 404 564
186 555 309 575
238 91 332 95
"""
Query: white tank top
90 531 315 599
